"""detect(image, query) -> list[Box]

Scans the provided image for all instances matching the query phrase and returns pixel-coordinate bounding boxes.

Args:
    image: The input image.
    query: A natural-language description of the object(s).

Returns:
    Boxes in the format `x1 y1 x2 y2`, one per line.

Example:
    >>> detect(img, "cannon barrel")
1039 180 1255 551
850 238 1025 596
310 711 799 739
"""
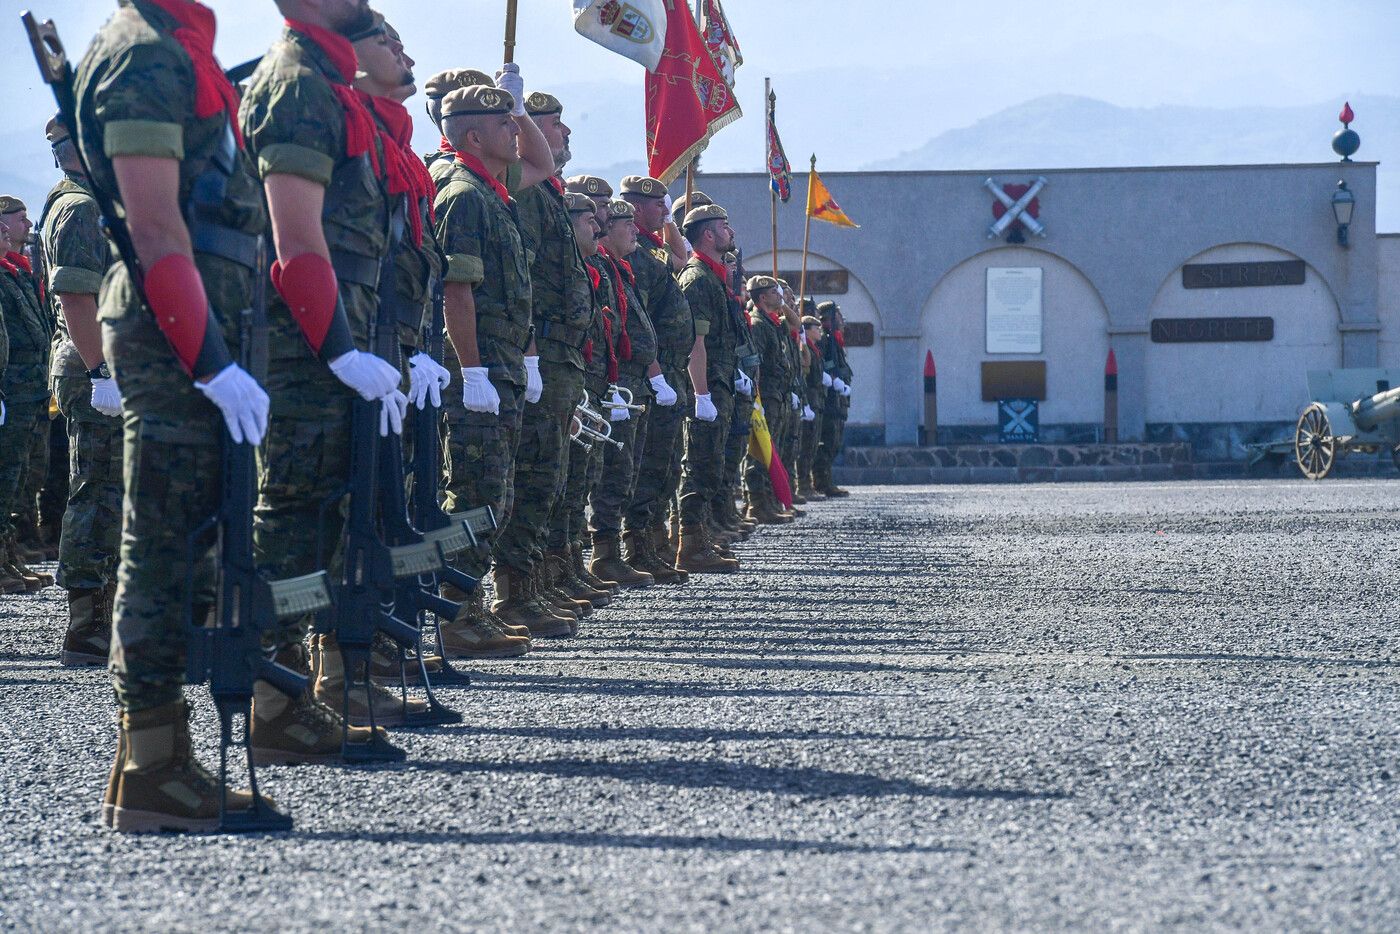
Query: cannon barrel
1348 385 1400 431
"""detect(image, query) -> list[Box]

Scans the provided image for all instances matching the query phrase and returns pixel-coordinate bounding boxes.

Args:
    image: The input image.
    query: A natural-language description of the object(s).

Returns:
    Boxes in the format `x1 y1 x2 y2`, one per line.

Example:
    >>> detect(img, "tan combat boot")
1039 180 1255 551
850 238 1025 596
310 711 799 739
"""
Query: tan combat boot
572 541 619 595
624 528 680 584
110 699 281 834
443 579 532 638
590 534 654 589
549 549 611 606
747 495 786 525
439 589 531 659
675 524 740 574
651 524 688 582
4 536 49 592
537 561 593 617
370 631 445 684
61 586 111 667
252 643 397 765
492 564 574 639
313 632 429 728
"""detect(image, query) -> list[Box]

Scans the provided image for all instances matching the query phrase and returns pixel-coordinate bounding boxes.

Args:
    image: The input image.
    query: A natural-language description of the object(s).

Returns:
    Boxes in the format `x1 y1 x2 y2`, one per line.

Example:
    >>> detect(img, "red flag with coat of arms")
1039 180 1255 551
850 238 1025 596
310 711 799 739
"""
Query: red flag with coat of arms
766 89 792 203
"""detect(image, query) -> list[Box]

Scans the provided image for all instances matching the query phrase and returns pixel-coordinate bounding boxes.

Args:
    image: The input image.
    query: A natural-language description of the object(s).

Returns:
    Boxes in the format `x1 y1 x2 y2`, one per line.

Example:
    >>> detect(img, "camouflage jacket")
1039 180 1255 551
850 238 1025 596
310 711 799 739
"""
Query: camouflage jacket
0 263 52 401
583 254 622 393
599 249 656 377
748 306 793 406
627 230 692 369
40 174 113 379
512 180 591 370
679 254 738 385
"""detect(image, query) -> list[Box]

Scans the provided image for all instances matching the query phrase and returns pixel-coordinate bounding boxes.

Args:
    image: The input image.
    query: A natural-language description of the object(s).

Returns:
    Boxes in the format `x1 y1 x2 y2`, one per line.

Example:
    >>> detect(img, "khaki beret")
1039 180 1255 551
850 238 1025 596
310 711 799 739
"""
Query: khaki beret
682 203 727 230
565 175 613 198
346 11 385 43
801 315 821 328
672 190 711 222
424 69 494 100
605 200 636 222
525 91 562 116
563 192 595 214
440 85 514 118
45 113 69 145
817 301 839 315
0 196 26 215
619 175 667 197
746 275 779 294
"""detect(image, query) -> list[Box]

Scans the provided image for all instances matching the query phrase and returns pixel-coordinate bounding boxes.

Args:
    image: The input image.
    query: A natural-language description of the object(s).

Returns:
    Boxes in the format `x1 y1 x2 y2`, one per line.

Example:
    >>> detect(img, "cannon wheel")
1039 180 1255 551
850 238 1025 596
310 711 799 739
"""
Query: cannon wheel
1294 403 1336 480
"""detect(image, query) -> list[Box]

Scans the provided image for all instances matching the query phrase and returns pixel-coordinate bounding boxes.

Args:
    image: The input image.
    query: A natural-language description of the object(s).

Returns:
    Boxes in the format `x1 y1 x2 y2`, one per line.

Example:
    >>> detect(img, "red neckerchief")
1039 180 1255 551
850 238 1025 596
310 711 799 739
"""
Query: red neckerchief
806 336 822 362
636 224 664 249
545 176 564 196
582 262 602 365
365 94 435 246
454 151 509 205
600 312 619 382
8 252 32 275
438 136 453 154
598 247 633 361
834 330 846 347
765 311 783 328
146 0 243 143
0 254 18 276
694 250 727 283
285 18 380 175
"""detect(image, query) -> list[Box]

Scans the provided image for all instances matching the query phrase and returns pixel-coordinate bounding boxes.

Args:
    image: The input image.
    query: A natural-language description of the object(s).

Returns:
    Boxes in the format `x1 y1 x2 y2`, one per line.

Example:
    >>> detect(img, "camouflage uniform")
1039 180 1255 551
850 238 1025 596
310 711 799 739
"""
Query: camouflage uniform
745 305 794 510
496 177 590 576
433 158 532 581
814 326 853 490
75 0 267 710
0 253 52 559
723 294 758 519
623 230 692 534
677 254 741 528
798 333 824 489
240 24 390 648
41 174 120 590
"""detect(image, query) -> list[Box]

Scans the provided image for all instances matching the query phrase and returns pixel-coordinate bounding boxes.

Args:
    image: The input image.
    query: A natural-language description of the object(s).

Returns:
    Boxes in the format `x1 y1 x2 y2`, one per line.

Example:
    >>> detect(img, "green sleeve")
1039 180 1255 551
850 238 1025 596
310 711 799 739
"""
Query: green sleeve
435 183 487 285
45 197 108 296
241 71 343 185
92 41 192 158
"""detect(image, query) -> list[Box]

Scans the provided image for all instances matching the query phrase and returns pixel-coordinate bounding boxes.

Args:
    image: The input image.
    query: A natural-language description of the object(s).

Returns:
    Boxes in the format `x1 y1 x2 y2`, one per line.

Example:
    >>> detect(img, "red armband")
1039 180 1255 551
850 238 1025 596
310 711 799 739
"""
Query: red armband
143 253 232 379
270 252 354 361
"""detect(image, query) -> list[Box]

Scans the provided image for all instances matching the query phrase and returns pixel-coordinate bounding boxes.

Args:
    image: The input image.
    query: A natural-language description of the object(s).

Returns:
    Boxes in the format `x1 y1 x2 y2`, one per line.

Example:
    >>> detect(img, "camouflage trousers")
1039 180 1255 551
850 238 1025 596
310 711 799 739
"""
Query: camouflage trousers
798 409 821 487
814 392 847 488
547 375 608 551
0 395 47 544
493 359 582 574
624 362 690 534
588 372 648 539
55 373 123 590
723 390 753 507
19 404 54 534
678 379 735 527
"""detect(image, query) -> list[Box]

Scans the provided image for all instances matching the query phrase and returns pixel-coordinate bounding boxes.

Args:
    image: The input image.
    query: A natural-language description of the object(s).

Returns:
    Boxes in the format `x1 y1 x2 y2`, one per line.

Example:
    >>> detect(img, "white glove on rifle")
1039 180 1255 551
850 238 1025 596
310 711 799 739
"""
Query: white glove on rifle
195 363 269 446
694 392 717 422
607 388 630 422
329 349 401 402
461 366 500 415
407 352 451 410
833 376 849 395
734 368 753 397
822 372 833 388
523 355 543 404
379 389 409 437
790 391 801 412
802 404 816 422
496 63 526 116
90 375 122 418
649 372 677 407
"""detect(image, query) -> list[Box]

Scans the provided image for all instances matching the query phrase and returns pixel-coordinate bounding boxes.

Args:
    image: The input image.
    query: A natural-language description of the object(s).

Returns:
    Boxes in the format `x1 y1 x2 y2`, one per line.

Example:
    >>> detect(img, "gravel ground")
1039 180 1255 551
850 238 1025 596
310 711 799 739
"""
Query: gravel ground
3 479 1400 932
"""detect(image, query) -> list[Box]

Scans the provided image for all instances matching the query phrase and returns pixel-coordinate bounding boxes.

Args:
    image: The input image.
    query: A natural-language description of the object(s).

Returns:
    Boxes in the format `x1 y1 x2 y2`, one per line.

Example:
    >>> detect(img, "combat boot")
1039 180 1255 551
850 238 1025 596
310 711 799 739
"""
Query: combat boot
591 534 653 589
110 700 282 834
492 564 574 639
442 579 532 638
797 478 825 501
550 549 611 606
0 562 27 595
102 711 125 827
572 541 619 595
651 524 688 582
624 528 680 584
252 644 399 765
313 632 429 728
675 524 740 574
537 561 593 617
61 587 110 667
4 537 50 592
747 495 786 525
820 483 850 498
370 632 445 684
790 488 808 506
439 588 531 658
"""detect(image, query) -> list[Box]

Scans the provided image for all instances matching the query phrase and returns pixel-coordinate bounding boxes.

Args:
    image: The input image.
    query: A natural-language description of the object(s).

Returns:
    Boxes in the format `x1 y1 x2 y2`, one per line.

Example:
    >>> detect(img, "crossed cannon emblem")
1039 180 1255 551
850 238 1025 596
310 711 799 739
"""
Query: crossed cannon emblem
984 176 1048 241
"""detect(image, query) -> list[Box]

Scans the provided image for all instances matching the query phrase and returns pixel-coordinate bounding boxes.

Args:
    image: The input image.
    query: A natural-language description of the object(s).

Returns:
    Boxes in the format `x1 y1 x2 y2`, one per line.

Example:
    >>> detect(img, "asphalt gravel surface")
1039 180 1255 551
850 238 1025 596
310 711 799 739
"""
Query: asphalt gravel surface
3 479 1400 932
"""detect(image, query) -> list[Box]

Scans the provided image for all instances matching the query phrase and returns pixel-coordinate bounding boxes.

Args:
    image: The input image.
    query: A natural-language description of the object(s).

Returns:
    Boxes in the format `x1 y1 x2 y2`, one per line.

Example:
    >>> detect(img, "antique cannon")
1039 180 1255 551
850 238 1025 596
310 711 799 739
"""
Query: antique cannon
1287 368 1400 480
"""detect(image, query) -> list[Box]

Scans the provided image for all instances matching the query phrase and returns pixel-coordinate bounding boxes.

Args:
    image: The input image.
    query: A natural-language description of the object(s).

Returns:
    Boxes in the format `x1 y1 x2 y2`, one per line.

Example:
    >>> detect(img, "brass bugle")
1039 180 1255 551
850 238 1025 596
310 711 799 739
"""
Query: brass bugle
575 392 624 449
602 384 646 414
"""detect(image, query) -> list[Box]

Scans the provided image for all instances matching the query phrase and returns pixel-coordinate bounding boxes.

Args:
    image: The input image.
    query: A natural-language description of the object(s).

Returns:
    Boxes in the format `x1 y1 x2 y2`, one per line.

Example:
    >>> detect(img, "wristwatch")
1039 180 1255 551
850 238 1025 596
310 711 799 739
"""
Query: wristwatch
86 362 110 380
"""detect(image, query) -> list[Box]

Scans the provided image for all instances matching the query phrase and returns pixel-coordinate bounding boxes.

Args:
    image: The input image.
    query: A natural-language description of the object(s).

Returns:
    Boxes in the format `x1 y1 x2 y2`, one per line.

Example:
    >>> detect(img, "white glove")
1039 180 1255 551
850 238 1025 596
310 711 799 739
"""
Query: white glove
607 388 630 422
0 400 6 426
195 363 270 446
329 349 401 402
734 368 753 397
407 352 451 410
461 366 500 414
833 377 848 395
496 63 526 116
790 391 801 412
662 193 673 214
839 381 852 398
649 372 677 407
523 355 543 404
822 372 833 388
694 392 717 422
379 389 408 436
682 238 693 256
802 404 816 422
90 375 122 418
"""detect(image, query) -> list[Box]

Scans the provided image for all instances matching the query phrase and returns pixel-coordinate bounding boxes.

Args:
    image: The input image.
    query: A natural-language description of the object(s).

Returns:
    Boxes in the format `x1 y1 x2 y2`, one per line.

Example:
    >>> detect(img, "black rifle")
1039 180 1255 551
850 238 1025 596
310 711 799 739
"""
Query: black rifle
22 11 329 832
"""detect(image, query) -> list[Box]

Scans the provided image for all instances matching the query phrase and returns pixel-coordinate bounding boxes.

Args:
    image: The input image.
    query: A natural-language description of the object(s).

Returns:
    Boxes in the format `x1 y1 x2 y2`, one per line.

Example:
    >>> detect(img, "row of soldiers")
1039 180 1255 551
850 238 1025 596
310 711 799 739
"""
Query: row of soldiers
3 0 854 834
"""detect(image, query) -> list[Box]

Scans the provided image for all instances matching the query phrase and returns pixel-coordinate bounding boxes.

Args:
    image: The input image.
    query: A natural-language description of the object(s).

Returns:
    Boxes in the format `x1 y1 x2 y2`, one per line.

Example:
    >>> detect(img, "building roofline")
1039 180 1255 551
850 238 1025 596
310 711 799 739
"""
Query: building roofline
698 162 1381 180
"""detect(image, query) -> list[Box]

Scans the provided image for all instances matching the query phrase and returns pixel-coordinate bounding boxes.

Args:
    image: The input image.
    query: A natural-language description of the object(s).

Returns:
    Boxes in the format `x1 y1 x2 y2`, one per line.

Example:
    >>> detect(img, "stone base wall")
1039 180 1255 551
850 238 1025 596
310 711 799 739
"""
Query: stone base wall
833 443 1193 485
1145 421 1295 462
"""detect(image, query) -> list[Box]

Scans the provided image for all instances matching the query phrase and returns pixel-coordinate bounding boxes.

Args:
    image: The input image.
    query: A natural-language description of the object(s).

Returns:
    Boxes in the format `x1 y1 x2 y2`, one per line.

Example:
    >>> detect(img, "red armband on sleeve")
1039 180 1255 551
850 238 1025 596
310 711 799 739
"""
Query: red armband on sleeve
270 253 354 362
143 253 232 380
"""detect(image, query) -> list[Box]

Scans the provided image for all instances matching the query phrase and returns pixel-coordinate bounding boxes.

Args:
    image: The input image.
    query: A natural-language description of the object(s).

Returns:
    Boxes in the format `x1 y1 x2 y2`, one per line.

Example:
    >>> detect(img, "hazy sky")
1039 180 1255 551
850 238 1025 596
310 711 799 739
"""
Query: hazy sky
3 0 1399 197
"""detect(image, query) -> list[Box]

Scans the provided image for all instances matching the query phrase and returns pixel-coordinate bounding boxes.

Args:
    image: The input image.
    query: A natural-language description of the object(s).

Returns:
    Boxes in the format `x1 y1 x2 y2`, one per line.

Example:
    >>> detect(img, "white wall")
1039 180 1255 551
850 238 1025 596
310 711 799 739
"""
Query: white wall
1144 243 1341 423
919 247 1110 426
747 249 885 426
1377 236 1400 368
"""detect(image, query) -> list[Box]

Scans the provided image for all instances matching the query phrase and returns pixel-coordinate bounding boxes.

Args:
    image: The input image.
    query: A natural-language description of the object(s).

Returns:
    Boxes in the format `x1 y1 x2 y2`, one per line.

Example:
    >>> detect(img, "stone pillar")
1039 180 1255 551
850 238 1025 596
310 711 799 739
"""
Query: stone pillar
1340 320 1380 367
1107 328 1148 442
882 334 921 445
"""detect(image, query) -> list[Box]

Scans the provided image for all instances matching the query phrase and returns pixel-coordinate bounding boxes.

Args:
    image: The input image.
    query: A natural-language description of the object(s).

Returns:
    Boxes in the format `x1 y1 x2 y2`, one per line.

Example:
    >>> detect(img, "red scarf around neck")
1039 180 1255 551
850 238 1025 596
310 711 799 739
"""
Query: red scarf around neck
545 176 564 196
834 330 846 347
694 250 727 283
147 0 243 143
364 95 435 246
0 254 18 276
598 248 633 361
454 151 510 206
285 18 379 176
636 224 664 250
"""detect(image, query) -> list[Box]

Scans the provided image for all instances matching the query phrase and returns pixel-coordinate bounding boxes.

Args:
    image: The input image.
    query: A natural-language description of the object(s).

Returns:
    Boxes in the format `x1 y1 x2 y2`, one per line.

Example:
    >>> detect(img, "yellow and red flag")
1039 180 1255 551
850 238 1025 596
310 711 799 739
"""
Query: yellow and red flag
807 162 859 229
747 402 793 509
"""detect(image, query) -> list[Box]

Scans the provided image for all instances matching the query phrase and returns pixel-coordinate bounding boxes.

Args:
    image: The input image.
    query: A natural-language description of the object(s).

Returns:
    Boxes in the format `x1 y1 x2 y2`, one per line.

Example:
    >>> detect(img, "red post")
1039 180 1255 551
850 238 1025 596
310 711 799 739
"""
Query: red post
1104 349 1119 444
922 350 937 447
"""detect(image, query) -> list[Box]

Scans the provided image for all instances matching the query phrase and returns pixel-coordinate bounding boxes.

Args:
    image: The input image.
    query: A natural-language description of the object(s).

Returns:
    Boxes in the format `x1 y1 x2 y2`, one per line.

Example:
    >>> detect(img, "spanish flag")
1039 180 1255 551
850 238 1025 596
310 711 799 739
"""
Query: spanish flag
807 158 859 228
747 402 794 509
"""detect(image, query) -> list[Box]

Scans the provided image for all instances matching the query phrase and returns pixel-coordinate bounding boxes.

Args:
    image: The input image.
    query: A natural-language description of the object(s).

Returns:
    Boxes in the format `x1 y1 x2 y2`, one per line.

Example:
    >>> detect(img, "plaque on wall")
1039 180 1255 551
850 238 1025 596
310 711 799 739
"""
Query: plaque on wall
1182 261 1305 289
775 269 849 295
982 361 1047 401
986 267 1043 354
1150 317 1274 343
843 322 875 347
998 399 1039 443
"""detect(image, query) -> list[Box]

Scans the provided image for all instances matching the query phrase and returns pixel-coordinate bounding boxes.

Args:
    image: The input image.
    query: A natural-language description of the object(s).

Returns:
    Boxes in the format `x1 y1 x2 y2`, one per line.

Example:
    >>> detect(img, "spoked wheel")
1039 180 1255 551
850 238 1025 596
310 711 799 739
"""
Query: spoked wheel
1294 403 1336 480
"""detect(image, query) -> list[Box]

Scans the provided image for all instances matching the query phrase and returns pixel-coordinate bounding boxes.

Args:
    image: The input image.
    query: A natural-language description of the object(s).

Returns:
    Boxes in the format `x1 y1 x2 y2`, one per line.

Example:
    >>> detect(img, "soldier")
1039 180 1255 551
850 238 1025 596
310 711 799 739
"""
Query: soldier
38 114 122 662
718 250 756 541
618 175 690 581
0 196 53 594
815 300 853 497
241 2 425 754
797 310 828 498
674 203 741 573
786 288 817 505
74 0 278 830
743 275 793 524
422 69 493 186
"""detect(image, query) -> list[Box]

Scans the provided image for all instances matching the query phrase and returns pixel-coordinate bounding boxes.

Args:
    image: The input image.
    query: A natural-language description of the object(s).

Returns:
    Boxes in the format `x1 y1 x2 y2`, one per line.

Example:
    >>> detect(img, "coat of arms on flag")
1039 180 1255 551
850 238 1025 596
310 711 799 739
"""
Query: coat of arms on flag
698 0 742 88
767 89 792 203
574 0 666 71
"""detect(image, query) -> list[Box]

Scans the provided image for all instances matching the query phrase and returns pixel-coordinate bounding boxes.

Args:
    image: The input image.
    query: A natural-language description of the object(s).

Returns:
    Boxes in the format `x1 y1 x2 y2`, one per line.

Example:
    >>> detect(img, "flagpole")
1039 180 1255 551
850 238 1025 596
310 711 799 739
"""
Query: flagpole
767 78 778 279
799 154 815 306
685 159 695 217
503 0 518 63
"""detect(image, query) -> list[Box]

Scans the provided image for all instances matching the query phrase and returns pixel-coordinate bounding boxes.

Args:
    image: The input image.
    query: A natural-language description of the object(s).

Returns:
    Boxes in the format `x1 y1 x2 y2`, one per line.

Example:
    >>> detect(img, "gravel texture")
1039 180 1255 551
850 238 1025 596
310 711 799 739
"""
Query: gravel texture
2 479 1400 931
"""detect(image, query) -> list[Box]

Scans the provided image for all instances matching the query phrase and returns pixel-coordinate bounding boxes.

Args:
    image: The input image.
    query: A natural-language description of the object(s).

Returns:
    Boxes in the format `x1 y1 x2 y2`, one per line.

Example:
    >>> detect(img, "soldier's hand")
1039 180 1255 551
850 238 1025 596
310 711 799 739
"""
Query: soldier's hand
461 366 500 415
195 363 270 446
90 376 122 418
822 372 834 388
802 404 816 422
649 373 677 407
694 392 718 422
496 63 526 116
379 389 409 437
0 400 5 426
330 349 402 402
408 352 451 410
734 368 754 397
607 388 630 422
790 391 801 412
523 355 544 404
833 376 849 395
